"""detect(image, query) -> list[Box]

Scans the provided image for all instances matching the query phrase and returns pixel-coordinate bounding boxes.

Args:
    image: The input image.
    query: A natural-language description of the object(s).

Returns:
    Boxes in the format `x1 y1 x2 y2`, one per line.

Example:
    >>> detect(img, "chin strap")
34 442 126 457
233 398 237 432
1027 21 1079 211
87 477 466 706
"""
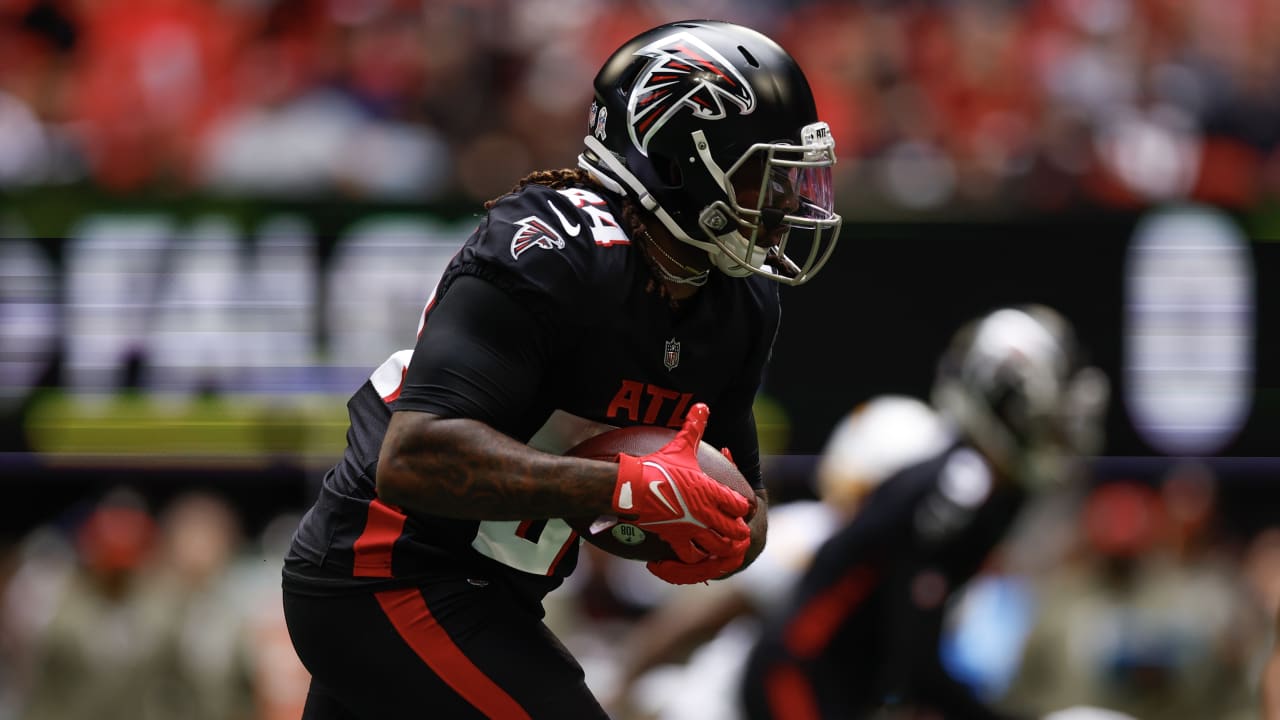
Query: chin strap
580 137 715 249
578 136 657 210
576 152 628 198
579 135 759 279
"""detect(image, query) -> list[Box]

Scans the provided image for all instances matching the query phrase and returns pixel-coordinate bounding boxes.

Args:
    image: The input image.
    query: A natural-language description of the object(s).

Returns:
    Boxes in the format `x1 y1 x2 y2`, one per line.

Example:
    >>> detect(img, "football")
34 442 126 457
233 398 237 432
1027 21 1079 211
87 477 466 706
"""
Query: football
564 425 755 562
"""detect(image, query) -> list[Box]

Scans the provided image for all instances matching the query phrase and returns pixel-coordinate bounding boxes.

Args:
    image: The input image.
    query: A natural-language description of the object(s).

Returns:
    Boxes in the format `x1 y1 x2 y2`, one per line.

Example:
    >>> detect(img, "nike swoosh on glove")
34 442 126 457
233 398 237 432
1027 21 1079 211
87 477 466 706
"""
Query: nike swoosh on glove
613 403 752 564
647 553 744 585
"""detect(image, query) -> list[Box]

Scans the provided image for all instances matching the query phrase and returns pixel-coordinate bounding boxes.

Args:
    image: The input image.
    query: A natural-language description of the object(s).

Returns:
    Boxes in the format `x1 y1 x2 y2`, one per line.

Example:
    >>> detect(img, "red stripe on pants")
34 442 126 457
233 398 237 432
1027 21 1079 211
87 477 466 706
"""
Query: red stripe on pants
353 499 405 578
784 564 877 658
375 588 531 720
764 663 821 720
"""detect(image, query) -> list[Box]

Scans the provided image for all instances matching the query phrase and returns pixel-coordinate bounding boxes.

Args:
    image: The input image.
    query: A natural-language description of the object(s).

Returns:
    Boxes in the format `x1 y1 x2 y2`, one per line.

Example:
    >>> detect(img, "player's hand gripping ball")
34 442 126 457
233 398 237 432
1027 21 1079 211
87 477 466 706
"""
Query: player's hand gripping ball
564 404 755 569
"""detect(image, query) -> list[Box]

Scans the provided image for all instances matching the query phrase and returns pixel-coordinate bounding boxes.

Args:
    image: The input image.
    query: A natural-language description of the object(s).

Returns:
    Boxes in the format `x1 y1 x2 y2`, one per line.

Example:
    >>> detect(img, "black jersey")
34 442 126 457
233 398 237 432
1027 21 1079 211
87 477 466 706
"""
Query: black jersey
742 444 1027 720
285 182 779 605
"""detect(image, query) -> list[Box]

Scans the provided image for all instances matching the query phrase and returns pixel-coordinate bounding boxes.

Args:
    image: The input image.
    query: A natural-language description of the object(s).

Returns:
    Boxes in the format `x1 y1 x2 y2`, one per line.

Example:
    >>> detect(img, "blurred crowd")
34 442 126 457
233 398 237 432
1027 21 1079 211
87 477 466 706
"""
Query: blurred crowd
0 459 1274 719
2 0 1280 210
2 1 1280 718
11 486 501 719
0 490 311 720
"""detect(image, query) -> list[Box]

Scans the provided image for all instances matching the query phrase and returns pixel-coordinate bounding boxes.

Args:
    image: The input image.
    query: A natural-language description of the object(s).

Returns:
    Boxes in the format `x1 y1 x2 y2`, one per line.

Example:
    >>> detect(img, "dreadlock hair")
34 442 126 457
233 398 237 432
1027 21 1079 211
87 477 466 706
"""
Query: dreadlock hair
485 168 688 306
483 169 591 210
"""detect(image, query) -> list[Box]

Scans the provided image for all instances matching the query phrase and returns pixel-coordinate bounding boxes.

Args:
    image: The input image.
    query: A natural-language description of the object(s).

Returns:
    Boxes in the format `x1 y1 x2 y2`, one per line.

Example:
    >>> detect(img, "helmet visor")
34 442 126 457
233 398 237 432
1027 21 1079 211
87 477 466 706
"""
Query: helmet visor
722 123 840 284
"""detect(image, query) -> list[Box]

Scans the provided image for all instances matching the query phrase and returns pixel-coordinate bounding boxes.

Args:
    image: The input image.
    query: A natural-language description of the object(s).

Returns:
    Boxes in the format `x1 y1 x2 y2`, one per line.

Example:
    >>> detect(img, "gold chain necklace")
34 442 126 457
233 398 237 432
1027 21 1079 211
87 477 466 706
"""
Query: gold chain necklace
638 228 710 287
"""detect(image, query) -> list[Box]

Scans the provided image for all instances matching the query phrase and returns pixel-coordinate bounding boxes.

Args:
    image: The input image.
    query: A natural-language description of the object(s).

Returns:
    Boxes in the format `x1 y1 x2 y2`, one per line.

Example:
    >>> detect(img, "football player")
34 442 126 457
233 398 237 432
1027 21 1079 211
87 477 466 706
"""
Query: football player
282 19 841 719
603 395 951 720
740 305 1112 720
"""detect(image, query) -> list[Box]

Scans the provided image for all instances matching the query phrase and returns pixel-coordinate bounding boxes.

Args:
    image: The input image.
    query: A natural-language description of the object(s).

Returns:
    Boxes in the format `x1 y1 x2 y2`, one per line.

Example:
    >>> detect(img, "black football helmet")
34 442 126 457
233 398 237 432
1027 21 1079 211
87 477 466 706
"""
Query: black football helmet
578 20 841 285
931 305 1110 489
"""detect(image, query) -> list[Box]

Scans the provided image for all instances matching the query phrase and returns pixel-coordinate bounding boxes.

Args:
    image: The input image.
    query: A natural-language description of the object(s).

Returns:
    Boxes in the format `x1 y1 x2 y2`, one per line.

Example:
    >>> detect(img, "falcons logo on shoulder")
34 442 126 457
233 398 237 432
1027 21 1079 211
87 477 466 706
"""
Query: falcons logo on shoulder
510 215 565 259
627 31 756 157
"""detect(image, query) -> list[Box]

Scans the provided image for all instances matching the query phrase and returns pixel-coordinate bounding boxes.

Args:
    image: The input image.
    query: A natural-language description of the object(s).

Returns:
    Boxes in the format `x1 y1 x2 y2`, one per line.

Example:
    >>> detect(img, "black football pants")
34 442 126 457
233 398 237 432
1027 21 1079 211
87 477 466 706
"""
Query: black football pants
283 575 609 719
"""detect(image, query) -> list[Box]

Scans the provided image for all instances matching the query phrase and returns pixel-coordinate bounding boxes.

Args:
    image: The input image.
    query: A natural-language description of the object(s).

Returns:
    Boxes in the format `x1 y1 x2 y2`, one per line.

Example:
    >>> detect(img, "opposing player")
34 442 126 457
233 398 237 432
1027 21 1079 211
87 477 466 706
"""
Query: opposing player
740 305 1111 720
603 395 950 720
282 19 841 719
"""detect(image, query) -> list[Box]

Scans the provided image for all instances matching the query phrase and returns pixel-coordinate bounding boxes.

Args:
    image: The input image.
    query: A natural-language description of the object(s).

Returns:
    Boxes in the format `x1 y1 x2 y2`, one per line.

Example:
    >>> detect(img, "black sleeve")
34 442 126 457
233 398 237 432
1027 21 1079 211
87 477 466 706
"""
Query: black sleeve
701 280 780 490
703 405 764 491
875 458 1030 720
391 274 554 431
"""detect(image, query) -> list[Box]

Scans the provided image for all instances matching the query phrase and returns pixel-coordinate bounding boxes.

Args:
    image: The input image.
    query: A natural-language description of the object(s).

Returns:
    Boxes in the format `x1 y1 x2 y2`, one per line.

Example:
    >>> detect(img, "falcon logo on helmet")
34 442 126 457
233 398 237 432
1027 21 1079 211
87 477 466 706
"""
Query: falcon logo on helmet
627 32 756 157
510 216 565 259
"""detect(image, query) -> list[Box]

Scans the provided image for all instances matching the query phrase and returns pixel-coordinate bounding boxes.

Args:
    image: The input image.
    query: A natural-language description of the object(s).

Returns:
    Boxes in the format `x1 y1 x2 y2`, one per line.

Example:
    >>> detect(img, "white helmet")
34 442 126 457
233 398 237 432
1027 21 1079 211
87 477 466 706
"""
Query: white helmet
816 395 951 515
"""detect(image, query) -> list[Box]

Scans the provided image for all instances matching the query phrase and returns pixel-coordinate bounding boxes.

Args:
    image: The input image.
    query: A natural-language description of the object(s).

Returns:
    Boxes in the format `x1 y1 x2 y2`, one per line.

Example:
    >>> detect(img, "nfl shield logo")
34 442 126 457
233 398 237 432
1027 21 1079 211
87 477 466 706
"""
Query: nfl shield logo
664 338 681 371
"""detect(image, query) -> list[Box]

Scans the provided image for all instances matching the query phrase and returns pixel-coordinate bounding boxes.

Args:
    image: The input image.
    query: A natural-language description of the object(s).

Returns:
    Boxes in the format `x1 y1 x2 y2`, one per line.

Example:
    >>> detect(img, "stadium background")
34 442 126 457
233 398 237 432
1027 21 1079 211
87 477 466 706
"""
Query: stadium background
0 0 1277 718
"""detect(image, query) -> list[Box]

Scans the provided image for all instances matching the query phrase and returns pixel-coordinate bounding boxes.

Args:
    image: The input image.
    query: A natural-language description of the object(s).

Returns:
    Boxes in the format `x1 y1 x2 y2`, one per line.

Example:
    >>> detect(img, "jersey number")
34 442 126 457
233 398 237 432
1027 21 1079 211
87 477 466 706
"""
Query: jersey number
556 188 629 247
472 519 579 576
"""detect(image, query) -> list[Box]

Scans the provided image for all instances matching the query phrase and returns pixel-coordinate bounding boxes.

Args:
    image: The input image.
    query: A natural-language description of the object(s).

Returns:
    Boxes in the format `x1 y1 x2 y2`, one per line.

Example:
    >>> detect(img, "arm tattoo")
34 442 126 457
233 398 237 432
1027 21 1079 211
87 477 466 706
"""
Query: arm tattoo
378 414 618 520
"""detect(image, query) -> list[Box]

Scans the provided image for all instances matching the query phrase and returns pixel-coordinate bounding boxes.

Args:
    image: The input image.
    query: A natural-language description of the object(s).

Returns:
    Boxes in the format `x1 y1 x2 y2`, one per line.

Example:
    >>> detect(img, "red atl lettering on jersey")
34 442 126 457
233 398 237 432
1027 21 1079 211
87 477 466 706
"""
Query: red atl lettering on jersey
606 380 694 427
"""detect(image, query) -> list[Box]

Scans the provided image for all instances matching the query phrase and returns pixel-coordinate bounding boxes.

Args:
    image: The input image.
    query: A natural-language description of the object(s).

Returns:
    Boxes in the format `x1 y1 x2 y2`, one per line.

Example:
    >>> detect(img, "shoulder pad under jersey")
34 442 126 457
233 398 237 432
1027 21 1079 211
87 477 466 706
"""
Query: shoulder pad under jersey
468 184 634 314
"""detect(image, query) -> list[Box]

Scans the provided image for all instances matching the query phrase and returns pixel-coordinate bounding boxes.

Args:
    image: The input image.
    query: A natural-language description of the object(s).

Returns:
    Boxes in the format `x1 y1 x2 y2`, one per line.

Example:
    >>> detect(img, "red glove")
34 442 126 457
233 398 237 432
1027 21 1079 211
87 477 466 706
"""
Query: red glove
647 553 744 585
613 403 751 564
648 443 752 584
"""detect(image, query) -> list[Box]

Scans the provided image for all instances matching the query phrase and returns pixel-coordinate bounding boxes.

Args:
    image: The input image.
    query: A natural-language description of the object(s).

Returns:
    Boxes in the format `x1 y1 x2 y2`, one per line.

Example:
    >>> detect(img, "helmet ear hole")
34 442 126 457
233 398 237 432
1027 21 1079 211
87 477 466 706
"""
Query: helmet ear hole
660 156 684 187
